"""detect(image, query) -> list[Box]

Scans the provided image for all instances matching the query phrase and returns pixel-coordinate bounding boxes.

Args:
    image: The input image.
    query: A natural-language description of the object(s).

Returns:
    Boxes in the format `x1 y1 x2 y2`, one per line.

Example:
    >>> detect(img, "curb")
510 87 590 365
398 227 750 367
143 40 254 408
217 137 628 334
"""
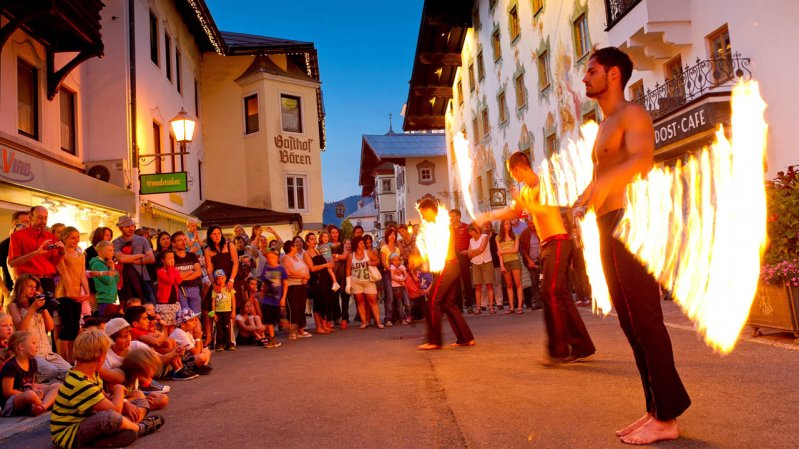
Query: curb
0 413 49 443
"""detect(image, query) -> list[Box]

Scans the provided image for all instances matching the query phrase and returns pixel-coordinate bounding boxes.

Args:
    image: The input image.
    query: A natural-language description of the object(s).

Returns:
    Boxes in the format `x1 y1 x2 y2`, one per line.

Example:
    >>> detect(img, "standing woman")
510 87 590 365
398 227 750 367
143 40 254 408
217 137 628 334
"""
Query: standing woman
496 219 524 314
379 229 400 326
8 273 71 382
233 224 250 246
55 226 90 362
303 233 336 333
203 225 239 347
282 240 311 339
249 225 263 250
328 226 350 327
346 236 384 329
464 224 496 314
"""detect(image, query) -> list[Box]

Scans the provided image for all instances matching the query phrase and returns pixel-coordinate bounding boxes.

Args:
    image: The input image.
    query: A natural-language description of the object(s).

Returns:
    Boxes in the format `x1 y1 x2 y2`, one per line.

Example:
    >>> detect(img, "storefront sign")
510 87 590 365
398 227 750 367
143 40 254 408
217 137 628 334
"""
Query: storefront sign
0 147 35 182
275 134 313 165
140 172 188 194
654 101 731 149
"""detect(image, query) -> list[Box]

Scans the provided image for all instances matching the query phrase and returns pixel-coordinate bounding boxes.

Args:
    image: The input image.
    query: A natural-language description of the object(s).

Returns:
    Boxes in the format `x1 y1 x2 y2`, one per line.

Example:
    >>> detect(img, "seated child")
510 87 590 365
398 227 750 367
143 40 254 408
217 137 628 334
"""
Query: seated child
120 348 169 413
389 253 411 325
0 313 13 366
241 277 263 320
235 302 267 346
89 241 120 318
169 309 212 375
1 330 60 417
258 250 286 348
102 317 175 397
50 329 164 448
210 269 235 352
124 307 196 381
155 250 182 335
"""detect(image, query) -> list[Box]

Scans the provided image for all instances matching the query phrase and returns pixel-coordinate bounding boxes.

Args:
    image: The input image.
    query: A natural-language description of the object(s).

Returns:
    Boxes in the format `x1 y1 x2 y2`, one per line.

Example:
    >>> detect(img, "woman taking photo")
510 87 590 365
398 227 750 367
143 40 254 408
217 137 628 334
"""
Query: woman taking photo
496 219 524 314
203 225 239 347
8 273 71 382
55 226 90 362
346 236 383 329
303 232 336 334
464 224 496 314
282 240 311 339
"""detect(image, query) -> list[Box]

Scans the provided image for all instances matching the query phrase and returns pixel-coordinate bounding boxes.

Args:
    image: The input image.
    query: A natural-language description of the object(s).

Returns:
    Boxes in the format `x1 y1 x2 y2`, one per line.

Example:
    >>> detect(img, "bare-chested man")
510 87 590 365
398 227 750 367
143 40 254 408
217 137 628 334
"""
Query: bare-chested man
577 47 690 445
478 153 594 366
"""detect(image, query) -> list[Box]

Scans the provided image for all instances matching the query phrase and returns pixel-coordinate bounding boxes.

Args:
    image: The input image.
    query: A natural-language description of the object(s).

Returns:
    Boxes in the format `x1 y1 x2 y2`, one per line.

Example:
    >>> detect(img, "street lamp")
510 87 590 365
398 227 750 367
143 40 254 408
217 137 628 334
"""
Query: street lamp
170 108 196 145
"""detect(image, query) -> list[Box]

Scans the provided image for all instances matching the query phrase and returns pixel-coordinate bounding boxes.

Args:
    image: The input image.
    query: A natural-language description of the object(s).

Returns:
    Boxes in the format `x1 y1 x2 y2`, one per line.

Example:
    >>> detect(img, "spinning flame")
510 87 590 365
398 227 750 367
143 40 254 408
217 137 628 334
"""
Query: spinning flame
452 132 477 219
415 204 452 274
537 81 767 353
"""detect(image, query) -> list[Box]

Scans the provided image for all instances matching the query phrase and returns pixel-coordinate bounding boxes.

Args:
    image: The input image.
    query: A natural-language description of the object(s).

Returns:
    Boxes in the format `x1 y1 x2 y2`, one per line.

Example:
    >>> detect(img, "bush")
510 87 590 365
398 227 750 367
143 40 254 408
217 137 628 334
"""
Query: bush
762 166 799 284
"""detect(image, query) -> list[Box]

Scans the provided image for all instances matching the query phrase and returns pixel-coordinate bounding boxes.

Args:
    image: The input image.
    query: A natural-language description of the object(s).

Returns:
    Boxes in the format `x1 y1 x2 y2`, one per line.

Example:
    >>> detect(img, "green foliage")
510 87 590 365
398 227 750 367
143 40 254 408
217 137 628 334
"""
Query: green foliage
764 167 799 266
340 219 354 241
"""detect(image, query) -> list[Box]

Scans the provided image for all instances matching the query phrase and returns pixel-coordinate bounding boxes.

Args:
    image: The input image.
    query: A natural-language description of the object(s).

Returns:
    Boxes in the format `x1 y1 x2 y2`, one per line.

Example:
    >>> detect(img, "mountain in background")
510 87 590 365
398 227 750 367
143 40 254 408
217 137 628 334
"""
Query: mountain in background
323 195 372 226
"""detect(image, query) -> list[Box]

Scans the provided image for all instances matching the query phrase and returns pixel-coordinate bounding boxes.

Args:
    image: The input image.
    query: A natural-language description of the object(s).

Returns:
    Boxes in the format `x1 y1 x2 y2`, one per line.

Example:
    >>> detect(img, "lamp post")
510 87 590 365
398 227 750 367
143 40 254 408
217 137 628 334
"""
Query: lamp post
138 108 196 169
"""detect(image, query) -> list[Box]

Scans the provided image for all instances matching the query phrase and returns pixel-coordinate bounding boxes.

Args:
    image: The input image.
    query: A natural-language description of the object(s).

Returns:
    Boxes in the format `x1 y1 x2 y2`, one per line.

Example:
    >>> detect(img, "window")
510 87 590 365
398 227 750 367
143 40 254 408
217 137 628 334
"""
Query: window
515 73 526 108
468 62 475 91
573 13 590 59
498 92 508 124
193 78 199 117
707 25 732 83
537 50 551 90
472 117 480 142
545 132 557 157
164 32 172 82
417 160 436 186
243 94 259 134
281 94 302 133
17 60 38 140
149 11 159 65
477 51 485 81
59 88 76 154
629 79 644 102
153 122 162 173
385 213 395 224
175 49 182 93
476 175 484 201
492 30 502 61
481 109 490 138
382 178 393 193
457 80 463 104
509 5 520 42
169 134 177 172
532 0 544 16
286 174 307 211
420 168 433 182
664 55 684 99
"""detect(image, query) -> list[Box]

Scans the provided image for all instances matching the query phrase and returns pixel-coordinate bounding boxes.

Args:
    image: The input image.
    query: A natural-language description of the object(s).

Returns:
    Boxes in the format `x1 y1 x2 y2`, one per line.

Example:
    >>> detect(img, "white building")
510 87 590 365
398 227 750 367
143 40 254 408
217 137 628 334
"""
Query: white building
403 0 799 212
345 199 378 236
358 131 448 241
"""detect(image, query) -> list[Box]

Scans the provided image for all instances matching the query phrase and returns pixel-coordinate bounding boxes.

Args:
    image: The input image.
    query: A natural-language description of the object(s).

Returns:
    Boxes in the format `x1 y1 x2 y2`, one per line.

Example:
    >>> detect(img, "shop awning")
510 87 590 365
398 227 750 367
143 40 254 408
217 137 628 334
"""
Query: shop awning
191 200 303 228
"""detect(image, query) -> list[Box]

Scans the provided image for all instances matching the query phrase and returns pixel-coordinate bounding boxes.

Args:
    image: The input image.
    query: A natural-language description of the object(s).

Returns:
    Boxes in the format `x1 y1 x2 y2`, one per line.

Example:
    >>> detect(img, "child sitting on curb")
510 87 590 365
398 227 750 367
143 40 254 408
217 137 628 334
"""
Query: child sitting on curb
1 330 60 417
120 348 169 414
124 306 196 381
0 313 13 366
170 309 212 374
235 302 267 346
50 329 164 448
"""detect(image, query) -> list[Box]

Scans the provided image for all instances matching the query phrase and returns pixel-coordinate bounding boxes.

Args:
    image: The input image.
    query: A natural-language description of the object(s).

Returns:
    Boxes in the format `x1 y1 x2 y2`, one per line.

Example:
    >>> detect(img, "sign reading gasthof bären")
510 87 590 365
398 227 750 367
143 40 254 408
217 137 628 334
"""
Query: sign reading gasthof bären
140 172 188 194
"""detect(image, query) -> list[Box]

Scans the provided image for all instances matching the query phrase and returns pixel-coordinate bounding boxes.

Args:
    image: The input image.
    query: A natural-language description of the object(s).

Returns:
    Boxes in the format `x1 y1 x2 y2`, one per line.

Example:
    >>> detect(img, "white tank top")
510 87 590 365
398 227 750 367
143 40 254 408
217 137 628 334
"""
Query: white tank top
351 252 371 281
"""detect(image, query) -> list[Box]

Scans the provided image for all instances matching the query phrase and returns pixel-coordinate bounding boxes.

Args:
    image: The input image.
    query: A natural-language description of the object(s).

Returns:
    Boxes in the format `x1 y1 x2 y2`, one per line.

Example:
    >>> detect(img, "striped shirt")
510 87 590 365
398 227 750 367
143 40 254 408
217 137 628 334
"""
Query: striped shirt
50 369 106 449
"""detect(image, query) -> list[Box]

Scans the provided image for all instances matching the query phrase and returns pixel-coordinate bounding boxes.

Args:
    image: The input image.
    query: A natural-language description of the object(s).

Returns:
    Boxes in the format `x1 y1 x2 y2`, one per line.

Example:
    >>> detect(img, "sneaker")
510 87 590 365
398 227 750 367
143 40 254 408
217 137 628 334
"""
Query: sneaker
171 368 199 381
195 364 213 375
141 379 171 394
215 345 226 352
298 331 313 338
138 415 165 437
265 338 282 348
226 345 236 351
385 320 393 327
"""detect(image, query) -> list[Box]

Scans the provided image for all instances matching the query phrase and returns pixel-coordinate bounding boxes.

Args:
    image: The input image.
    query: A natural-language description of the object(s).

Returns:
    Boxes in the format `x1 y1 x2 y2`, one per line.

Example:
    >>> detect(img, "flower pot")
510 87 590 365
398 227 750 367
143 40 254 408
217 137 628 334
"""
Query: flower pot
748 282 799 338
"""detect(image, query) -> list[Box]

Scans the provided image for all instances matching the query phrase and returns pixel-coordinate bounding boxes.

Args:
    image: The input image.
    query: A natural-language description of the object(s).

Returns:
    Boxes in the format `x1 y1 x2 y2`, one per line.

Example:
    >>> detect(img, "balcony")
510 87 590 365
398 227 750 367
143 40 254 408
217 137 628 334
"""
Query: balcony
605 0 643 30
632 54 752 121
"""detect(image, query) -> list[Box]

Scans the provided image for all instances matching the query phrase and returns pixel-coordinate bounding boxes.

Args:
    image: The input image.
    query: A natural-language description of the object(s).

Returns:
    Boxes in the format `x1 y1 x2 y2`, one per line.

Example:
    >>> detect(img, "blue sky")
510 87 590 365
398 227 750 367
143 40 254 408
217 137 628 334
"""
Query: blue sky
205 0 425 202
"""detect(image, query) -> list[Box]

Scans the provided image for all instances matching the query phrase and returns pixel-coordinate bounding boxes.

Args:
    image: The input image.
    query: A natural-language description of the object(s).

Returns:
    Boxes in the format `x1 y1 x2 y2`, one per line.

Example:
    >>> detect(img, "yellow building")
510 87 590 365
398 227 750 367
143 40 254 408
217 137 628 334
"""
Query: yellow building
199 32 326 234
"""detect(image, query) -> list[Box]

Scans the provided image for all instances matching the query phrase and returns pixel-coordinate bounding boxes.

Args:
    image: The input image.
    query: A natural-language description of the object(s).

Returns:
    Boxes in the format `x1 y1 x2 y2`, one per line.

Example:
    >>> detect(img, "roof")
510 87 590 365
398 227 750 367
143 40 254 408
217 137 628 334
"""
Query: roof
347 201 378 219
403 0 473 131
191 200 302 228
235 53 317 84
221 31 315 54
362 133 446 159
174 0 225 54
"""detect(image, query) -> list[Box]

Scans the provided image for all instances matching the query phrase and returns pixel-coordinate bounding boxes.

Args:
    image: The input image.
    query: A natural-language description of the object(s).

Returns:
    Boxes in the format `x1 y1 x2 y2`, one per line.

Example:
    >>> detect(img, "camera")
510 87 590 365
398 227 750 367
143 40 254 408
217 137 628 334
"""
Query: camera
35 292 60 313
45 243 59 250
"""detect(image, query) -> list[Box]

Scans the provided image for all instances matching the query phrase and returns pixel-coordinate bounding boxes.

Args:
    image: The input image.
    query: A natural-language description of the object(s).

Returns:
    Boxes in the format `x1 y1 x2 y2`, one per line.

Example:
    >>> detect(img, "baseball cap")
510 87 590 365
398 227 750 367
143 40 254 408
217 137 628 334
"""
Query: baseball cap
176 308 200 326
213 269 227 279
105 317 130 338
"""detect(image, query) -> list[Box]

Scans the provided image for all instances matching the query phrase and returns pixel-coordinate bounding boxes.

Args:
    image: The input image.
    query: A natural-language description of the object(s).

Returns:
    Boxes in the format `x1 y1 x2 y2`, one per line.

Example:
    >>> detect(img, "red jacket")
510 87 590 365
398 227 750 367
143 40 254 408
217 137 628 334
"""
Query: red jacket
156 266 182 304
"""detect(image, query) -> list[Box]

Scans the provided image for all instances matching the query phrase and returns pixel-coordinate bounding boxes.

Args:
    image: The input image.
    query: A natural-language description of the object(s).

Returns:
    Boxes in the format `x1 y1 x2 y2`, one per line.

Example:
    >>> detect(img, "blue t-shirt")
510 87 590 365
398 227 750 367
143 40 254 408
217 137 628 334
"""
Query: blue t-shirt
260 265 287 306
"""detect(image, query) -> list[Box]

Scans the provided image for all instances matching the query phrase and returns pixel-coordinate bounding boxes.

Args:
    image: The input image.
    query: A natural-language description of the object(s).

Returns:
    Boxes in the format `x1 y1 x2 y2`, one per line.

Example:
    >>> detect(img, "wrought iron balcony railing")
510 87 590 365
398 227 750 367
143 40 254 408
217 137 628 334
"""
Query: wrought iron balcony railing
605 0 642 30
632 53 752 120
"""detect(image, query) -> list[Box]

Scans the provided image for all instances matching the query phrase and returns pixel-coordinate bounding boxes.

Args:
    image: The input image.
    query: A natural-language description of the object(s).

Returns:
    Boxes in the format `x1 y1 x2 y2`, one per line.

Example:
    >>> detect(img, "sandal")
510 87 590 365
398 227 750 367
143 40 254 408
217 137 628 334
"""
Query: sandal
489 307 496 314
377 324 385 329
359 323 368 329
516 309 524 314
505 309 514 314
473 309 481 315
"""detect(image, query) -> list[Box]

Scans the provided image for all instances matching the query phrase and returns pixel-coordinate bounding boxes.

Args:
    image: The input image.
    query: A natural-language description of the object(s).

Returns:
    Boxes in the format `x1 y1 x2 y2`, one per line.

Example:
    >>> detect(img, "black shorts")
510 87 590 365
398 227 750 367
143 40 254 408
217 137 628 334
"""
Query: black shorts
57 297 82 341
260 303 280 325
201 287 212 313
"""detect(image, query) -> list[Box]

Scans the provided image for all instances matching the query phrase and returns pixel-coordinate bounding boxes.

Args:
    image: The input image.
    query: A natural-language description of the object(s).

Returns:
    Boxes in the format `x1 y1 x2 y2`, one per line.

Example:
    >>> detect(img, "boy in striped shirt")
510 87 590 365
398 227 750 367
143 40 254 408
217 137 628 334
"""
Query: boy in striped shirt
50 329 164 448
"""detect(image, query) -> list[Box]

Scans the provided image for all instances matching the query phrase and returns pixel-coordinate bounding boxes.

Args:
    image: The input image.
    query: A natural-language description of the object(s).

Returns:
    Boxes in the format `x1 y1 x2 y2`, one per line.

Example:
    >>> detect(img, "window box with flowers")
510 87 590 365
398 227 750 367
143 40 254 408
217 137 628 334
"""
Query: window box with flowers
749 167 799 340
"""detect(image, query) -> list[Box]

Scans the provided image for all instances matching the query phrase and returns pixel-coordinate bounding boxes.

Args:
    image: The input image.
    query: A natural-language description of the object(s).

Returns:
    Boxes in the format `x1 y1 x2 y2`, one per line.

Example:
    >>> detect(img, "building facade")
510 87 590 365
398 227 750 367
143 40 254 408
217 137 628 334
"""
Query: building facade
404 0 798 213
345 198 378 236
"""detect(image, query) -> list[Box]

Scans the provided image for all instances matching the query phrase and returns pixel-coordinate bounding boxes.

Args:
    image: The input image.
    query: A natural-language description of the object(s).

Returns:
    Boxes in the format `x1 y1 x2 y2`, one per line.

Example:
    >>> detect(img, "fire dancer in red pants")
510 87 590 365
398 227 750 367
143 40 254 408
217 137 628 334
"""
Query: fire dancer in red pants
417 199 475 350
478 152 595 366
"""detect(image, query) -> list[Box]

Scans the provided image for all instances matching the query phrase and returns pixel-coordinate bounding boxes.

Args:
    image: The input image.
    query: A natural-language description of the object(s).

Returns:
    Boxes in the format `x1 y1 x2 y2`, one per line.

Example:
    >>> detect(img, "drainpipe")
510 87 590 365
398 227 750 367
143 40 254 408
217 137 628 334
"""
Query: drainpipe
128 0 139 220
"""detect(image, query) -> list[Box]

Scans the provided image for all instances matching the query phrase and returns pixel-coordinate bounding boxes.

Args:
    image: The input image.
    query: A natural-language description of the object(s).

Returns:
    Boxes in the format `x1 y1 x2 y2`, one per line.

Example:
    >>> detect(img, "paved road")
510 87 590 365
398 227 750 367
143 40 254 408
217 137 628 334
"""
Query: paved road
4 303 799 448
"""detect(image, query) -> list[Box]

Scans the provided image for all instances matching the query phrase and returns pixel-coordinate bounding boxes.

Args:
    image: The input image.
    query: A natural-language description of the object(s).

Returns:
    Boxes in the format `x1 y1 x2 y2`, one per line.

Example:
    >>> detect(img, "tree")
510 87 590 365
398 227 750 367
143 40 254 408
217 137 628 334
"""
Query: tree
340 219 354 241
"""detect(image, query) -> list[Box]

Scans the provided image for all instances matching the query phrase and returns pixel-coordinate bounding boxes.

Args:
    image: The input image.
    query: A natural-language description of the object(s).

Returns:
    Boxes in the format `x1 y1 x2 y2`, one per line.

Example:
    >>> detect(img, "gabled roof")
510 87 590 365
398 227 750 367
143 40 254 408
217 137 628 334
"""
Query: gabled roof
174 0 225 54
191 200 302 228
221 31 314 54
362 133 447 159
347 201 378 219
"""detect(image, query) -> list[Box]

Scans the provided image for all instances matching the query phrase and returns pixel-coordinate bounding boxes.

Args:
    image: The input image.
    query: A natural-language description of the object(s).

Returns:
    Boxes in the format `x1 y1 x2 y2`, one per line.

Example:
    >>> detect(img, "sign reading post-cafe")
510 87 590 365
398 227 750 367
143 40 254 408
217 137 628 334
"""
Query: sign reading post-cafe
653 100 731 155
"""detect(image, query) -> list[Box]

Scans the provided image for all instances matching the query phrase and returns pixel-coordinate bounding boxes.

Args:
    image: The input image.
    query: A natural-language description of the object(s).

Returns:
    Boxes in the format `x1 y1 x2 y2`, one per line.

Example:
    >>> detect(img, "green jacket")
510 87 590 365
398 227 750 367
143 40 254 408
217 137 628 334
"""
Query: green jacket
89 256 119 304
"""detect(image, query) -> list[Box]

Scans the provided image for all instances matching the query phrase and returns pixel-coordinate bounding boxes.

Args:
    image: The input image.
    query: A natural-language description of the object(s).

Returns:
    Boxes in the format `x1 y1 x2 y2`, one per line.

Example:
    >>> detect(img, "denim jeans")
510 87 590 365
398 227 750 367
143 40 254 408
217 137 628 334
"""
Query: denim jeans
178 285 202 314
382 270 394 323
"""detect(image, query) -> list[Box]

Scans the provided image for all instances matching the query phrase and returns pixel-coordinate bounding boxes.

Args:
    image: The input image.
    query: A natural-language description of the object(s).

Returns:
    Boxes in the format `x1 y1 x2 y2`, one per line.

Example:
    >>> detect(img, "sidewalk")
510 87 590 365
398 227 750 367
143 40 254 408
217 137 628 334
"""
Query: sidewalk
0 413 49 443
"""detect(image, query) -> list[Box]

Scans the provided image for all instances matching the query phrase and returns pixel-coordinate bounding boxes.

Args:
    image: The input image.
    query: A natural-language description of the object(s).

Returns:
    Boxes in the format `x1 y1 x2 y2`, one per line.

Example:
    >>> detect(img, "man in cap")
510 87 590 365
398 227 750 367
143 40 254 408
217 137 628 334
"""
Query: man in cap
113 215 156 304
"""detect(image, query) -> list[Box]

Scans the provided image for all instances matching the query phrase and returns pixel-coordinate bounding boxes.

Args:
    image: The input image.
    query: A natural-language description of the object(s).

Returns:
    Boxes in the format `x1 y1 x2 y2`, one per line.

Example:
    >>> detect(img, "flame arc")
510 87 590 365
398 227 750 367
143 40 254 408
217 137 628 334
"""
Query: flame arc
452 132 477 220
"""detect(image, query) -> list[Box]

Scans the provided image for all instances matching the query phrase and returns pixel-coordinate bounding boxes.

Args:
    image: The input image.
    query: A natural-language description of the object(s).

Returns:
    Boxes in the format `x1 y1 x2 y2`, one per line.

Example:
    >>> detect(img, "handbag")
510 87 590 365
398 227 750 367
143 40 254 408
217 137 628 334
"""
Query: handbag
368 265 383 282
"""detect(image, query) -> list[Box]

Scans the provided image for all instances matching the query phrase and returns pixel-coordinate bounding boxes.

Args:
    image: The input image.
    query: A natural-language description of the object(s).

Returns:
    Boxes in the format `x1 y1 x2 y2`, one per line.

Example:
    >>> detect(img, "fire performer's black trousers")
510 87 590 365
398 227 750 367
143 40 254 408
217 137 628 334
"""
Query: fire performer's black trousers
425 258 475 346
540 236 595 359
598 209 691 421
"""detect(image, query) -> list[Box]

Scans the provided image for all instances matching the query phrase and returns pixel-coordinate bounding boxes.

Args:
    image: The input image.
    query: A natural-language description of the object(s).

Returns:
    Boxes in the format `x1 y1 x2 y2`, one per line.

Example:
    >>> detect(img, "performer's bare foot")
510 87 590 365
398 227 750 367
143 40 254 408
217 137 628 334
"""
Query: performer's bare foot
417 343 442 350
616 413 651 437
620 418 679 445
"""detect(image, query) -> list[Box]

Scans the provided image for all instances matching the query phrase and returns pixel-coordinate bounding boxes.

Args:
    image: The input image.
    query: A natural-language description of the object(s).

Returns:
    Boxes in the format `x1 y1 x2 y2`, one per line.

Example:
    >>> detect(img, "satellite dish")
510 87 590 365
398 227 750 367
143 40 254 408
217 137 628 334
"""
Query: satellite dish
87 165 111 182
